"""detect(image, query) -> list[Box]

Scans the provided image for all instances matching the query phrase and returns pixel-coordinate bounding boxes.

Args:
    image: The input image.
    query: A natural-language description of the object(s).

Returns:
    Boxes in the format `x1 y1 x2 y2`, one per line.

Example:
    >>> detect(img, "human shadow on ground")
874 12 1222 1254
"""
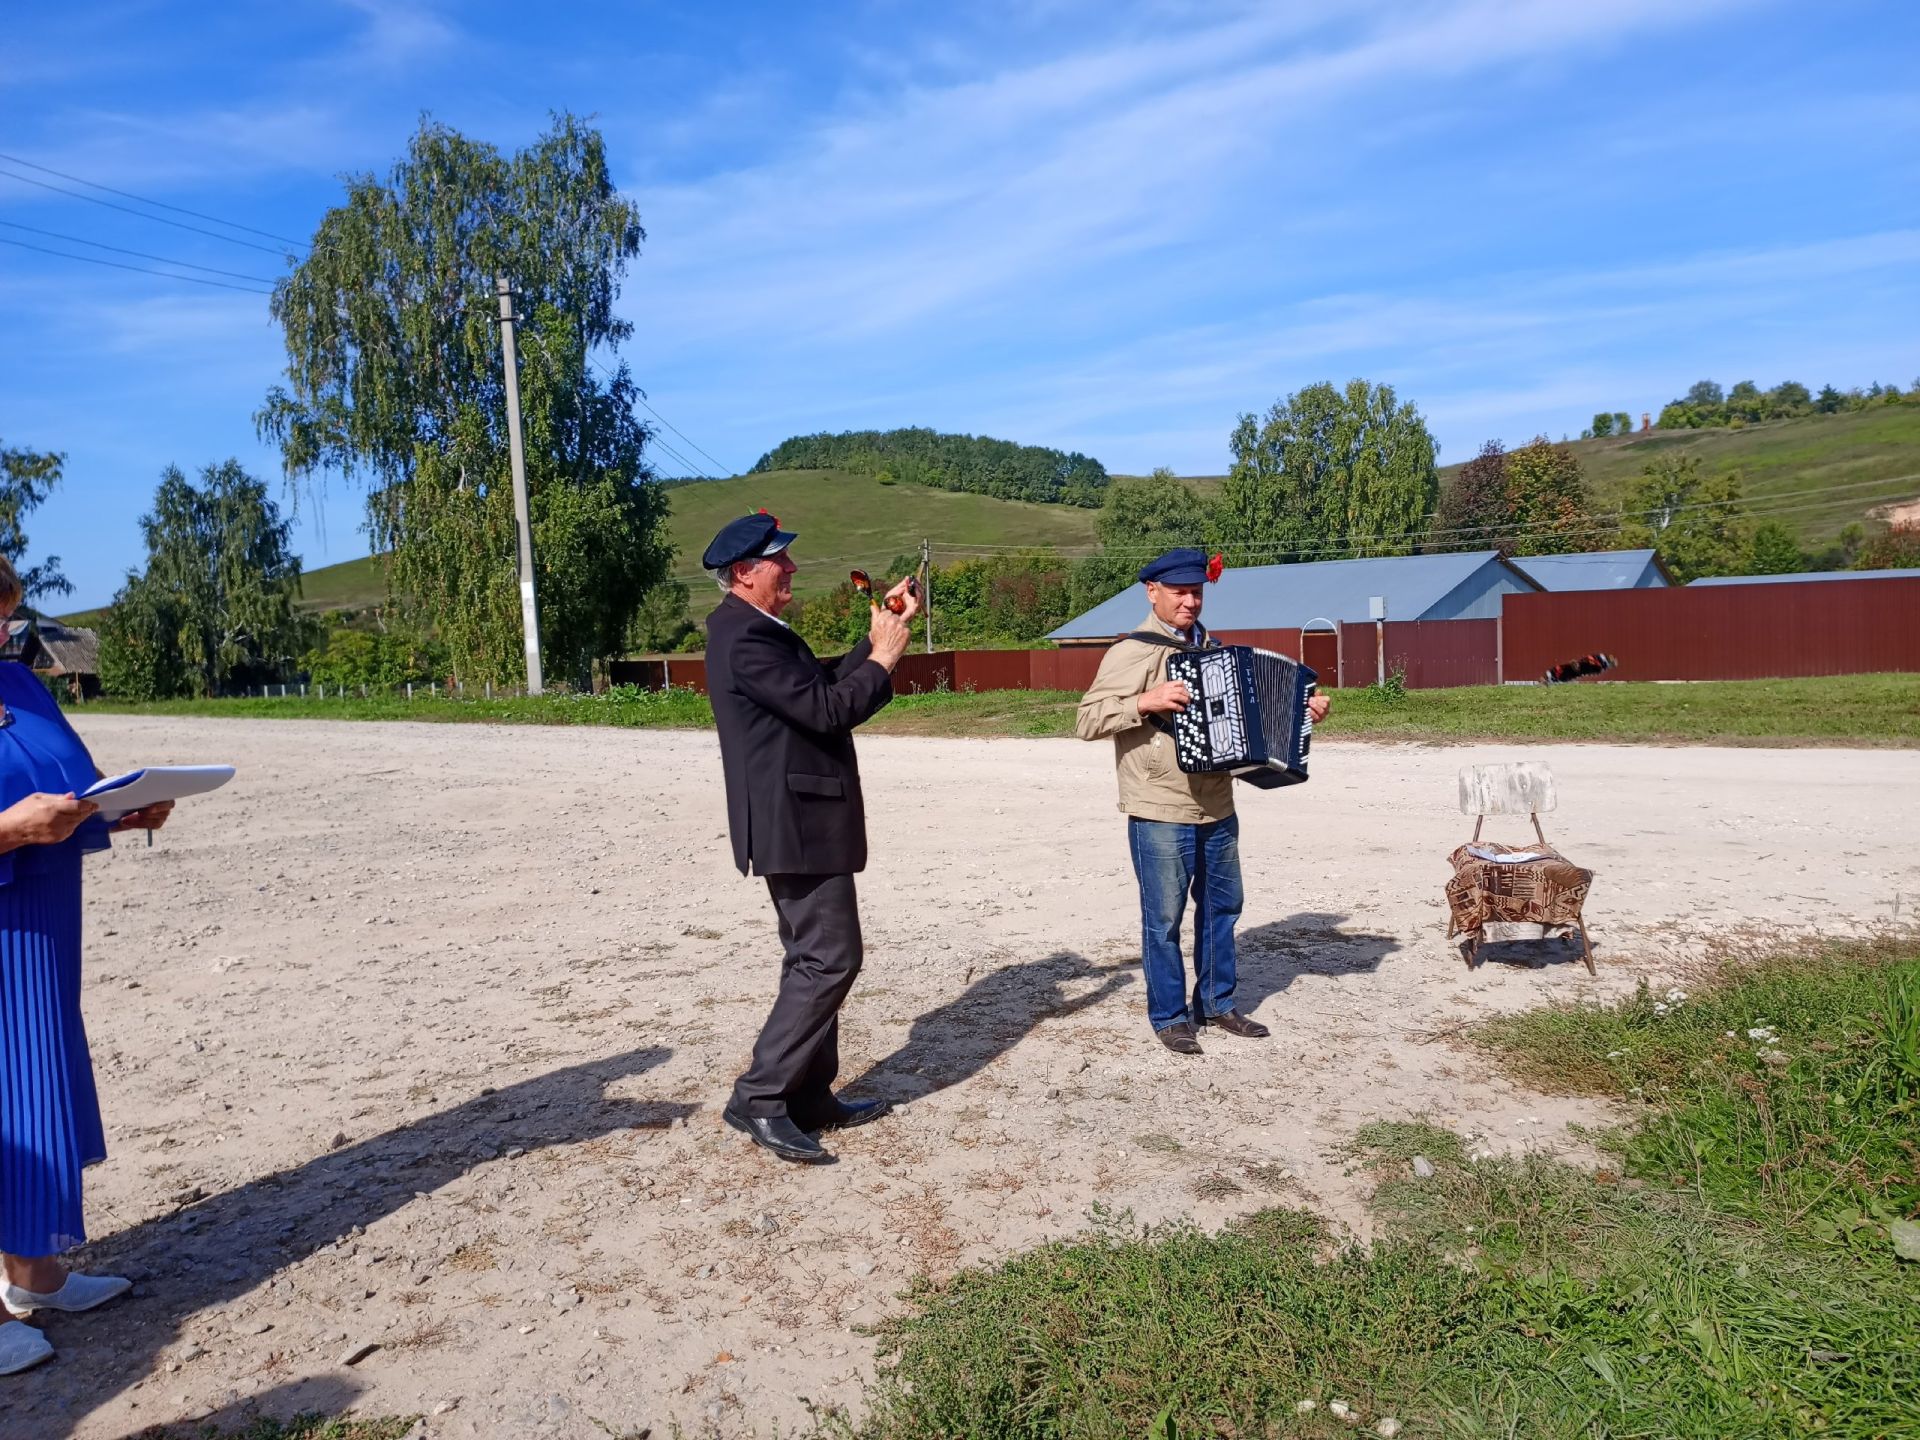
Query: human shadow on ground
846 950 1135 1102
114 1376 364 1440
23 1046 690 1440
1232 912 1400 1015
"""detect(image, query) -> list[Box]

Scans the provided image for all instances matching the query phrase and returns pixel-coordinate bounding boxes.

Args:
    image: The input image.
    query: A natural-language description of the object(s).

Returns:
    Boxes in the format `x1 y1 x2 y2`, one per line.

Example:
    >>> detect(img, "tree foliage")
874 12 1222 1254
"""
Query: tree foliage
790 548 1075 654
1617 456 1750 582
1068 468 1211 613
1431 438 1606 557
0 439 72 601
1658 375 1914 430
1744 520 1805 576
259 115 670 686
301 616 445 691
1855 522 1920 572
752 428 1108 507
1220 380 1437 562
98 461 308 698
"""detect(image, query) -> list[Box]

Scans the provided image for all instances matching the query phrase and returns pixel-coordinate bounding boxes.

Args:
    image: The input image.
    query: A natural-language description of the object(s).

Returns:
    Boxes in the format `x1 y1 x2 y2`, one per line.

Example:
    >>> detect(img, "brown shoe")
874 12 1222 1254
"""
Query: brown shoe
1156 1022 1203 1056
1200 1010 1270 1039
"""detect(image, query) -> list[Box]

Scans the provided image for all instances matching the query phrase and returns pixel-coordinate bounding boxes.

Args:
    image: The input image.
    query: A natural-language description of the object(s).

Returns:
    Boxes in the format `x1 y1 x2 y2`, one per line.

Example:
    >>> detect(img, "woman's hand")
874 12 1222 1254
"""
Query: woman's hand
0 792 99 849
110 800 175 835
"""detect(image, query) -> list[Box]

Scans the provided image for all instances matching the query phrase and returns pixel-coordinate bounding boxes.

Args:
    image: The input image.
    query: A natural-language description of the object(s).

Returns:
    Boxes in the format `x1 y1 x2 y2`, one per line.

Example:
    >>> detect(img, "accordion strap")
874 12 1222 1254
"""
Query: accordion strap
1116 624 1215 652
1117 625 1215 735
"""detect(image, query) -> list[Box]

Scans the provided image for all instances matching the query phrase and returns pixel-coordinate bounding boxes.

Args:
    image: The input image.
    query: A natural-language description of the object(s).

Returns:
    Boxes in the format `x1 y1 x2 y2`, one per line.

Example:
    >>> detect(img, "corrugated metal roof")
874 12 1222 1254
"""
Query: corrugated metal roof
1690 568 1920 586
1050 550 1531 639
1511 549 1666 591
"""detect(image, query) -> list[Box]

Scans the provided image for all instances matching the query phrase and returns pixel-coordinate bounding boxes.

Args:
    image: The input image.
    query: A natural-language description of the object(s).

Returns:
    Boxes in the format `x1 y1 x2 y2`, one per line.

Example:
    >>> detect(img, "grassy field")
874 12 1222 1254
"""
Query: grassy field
197 467 1104 621
662 468 1098 595
849 937 1920 1438
77 672 1920 746
1439 405 1920 552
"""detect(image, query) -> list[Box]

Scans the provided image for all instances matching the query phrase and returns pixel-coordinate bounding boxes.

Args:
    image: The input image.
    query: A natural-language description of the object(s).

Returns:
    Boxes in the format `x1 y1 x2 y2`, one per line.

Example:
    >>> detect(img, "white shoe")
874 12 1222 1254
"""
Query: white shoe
0 1320 53 1375
1 1273 133 1318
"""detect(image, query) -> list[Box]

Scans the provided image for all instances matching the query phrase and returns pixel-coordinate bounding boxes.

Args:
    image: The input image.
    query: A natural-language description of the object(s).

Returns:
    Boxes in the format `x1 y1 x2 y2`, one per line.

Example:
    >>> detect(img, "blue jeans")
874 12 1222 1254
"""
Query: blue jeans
1126 814 1244 1032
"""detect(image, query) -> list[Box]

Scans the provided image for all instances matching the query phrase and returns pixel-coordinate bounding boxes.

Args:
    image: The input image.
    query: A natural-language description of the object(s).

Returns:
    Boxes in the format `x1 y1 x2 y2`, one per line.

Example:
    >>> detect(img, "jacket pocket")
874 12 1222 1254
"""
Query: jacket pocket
787 773 846 798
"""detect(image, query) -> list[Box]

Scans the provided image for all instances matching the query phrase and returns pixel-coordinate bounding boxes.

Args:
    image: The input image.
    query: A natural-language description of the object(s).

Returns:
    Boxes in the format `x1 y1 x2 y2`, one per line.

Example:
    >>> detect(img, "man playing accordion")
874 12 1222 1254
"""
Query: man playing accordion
1074 548 1331 1055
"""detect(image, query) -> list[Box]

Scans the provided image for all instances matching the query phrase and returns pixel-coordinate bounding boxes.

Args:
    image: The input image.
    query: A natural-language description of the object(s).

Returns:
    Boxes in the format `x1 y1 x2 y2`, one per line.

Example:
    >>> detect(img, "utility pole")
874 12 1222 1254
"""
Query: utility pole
495 276 544 695
920 538 934 653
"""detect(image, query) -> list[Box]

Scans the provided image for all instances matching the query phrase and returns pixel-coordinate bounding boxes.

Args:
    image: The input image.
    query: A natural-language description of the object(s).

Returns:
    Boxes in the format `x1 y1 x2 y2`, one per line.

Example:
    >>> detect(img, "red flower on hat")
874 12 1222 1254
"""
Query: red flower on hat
1206 552 1225 583
755 507 780 526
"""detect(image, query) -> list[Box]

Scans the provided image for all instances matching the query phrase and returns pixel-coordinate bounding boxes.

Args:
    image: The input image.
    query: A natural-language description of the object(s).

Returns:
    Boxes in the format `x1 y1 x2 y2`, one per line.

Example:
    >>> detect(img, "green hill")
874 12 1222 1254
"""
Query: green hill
1441 405 1920 550
194 467 1101 618
661 468 1097 595
70 406 1915 630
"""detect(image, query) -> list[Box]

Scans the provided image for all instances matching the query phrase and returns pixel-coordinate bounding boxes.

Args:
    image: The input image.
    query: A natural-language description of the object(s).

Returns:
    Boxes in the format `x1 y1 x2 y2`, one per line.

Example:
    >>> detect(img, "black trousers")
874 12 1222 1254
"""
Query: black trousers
730 872 863 1122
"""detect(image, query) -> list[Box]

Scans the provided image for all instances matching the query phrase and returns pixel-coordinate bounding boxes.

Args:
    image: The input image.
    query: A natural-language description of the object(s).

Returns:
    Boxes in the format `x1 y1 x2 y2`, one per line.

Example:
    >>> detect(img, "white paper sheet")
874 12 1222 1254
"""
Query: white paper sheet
81 765 235 822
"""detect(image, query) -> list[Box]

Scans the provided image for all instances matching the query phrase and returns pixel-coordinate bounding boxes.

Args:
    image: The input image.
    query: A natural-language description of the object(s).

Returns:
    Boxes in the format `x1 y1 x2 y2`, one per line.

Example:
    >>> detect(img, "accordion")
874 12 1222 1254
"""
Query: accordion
1166 646 1317 789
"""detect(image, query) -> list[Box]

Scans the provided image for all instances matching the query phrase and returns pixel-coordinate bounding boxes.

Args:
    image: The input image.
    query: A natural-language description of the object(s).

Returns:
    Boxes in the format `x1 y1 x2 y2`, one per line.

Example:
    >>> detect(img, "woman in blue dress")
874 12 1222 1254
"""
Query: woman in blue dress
0 558 172 1375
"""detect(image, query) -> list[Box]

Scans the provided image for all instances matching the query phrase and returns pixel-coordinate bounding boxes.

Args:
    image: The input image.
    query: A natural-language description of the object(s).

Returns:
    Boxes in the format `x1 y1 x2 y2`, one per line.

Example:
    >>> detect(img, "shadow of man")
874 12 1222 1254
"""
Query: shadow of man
845 951 1134 1102
1232 912 1400 1014
23 1046 689 1440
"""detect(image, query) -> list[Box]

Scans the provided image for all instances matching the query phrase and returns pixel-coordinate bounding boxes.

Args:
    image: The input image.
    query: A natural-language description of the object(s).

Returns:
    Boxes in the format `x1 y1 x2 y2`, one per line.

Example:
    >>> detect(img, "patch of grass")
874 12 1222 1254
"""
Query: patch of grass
851 939 1920 1439
1478 936 1920 1249
76 673 1920 746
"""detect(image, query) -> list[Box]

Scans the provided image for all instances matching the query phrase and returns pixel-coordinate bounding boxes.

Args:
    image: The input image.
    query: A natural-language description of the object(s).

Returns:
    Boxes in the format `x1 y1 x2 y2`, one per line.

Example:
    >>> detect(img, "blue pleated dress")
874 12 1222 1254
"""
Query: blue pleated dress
0 660 111 1258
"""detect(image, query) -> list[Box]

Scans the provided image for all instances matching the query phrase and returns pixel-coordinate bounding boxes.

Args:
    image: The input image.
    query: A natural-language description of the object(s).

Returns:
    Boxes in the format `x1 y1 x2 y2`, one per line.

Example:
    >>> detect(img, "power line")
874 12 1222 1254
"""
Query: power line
0 164 297 257
934 472 1920 561
0 219 279 285
631 392 740 477
0 149 310 248
0 235 275 294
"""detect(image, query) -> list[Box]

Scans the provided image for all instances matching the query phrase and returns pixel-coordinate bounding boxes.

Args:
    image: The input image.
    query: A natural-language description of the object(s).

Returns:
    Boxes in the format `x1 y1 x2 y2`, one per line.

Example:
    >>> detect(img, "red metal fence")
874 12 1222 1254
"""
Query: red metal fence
602 579 1920 696
1504 578 1920 682
1339 619 1501 690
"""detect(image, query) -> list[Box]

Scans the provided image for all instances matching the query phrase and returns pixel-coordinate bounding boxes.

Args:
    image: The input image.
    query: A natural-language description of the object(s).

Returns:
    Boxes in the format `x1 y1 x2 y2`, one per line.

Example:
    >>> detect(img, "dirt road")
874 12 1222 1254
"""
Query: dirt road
14 718 1917 1438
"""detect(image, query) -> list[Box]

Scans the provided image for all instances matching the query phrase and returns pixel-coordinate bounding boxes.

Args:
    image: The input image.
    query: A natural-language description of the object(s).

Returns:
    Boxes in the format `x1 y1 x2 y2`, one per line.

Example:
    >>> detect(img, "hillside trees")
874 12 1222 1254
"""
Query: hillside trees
1617 456 1749 582
0 439 72 601
1070 468 1211 611
98 461 307 699
1745 520 1805 576
1430 438 1605 557
259 116 670 686
754 428 1108 507
1220 380 1437 562
1855 522 1920 572
1659 375 1914 430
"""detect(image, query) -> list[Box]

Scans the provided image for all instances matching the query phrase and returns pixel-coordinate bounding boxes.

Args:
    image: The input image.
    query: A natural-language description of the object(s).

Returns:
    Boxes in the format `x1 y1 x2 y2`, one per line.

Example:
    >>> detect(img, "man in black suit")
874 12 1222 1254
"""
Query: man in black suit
702 511 918 1163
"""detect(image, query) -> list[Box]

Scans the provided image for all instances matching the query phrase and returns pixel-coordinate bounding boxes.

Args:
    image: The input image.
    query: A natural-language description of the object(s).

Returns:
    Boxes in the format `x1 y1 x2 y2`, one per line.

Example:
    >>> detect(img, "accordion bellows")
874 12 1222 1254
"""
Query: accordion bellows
1166 646 1317 788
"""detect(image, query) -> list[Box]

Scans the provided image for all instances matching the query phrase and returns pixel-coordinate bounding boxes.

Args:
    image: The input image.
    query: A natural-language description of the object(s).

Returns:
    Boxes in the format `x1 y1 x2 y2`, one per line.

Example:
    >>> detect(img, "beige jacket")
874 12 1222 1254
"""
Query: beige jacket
1074 612 1234 824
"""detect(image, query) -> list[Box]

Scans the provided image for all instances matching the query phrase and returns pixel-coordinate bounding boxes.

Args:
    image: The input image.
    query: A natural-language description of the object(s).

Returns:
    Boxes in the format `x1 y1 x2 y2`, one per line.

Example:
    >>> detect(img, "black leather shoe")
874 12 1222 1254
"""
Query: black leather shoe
808 1097 892 1131
1157 1022 1203 1056
722 1104 833 1164
1200 1009 1270 1039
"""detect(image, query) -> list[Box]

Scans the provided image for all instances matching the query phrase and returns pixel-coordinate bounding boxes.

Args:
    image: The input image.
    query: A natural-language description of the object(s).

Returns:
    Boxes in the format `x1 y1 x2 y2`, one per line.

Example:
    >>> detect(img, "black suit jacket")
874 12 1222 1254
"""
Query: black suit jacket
704 593 895 876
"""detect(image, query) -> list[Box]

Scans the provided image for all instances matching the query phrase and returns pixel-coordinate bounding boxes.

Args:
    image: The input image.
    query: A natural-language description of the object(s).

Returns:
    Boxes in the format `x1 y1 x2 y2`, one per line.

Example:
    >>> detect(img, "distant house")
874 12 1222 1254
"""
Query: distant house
1690 568 1920 586
2 616 102 699
1511 548 1672 591
1048 550 1542 644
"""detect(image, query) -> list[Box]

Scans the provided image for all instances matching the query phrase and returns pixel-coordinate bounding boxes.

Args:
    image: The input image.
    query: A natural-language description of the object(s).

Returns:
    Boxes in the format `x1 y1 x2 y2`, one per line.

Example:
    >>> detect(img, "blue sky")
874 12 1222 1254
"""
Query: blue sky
3 0 1916 609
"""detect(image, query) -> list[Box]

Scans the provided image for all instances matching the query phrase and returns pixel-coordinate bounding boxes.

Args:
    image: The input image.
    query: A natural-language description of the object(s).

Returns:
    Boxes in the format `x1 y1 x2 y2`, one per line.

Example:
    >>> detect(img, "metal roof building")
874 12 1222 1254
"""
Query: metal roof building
1049 550 1542 642
1511 548 1671 591
1690 567 1920 586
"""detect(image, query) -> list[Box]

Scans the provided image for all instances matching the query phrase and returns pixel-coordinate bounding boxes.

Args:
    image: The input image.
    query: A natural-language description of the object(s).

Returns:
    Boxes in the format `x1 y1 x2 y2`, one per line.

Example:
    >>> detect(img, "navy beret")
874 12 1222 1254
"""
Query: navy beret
702 510 797 570
1138 547 1210 585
